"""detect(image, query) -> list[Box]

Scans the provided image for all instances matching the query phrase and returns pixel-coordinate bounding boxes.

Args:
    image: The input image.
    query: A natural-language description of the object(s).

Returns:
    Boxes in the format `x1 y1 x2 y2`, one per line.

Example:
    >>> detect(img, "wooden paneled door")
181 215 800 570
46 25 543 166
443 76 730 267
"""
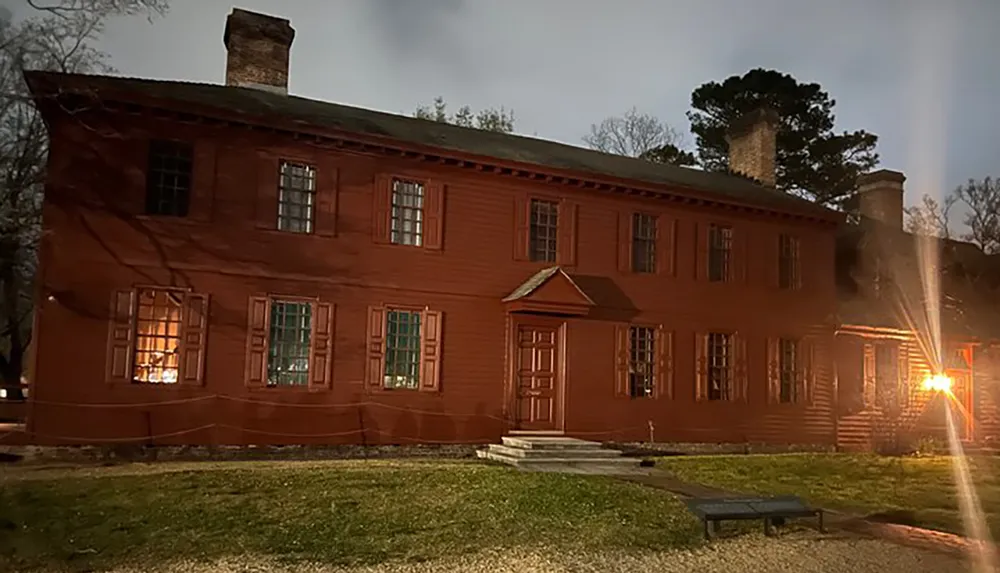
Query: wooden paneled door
512 319 563 431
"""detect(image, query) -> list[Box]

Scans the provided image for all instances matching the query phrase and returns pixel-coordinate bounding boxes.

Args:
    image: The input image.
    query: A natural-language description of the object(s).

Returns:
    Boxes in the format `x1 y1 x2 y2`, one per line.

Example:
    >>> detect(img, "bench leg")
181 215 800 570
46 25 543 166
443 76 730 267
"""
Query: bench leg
764 517 776 537
818 510 825 533
704 519 717 540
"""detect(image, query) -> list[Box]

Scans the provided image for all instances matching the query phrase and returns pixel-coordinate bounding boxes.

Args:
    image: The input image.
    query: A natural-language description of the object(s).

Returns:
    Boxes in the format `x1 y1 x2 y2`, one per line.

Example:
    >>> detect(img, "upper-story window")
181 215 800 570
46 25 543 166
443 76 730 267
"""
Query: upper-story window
778 234 801 289
145 140 193 217
391 179 424 246
529 199 559 262
277 161 317 234
631 213 656 273
708 224 733 282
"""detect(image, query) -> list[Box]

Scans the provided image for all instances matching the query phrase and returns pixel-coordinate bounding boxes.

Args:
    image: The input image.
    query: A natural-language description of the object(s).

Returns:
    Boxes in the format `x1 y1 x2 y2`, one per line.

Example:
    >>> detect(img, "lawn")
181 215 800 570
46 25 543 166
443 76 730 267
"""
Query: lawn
0 459 702 572
659 453 1000 535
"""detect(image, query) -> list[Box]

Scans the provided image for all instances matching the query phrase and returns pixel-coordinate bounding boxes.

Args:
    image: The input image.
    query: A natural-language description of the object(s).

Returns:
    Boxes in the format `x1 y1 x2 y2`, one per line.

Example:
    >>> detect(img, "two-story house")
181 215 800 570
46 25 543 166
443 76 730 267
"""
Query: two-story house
21 8 844 447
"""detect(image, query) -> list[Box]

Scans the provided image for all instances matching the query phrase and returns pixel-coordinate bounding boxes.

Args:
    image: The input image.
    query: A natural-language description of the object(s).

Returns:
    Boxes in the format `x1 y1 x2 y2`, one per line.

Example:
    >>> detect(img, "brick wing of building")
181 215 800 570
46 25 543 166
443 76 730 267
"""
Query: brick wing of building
14 8 999 450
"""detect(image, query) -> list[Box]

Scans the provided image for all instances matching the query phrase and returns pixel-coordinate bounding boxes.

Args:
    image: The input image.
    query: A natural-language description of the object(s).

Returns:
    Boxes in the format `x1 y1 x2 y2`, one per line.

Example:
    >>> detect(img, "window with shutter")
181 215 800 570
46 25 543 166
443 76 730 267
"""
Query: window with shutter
244 296 335 390
373 174 445 250
367 306 443 392
108 287 209 386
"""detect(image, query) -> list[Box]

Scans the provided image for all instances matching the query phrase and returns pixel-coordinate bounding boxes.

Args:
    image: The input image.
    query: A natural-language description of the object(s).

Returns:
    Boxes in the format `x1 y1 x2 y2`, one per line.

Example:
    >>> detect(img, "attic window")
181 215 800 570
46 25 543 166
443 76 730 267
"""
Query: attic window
145 140 193 217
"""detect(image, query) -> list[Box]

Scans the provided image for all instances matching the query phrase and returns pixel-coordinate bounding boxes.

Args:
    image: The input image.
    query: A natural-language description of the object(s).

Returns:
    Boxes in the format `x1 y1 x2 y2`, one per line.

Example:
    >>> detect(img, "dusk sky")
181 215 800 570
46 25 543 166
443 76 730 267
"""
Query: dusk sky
13 0 1000 216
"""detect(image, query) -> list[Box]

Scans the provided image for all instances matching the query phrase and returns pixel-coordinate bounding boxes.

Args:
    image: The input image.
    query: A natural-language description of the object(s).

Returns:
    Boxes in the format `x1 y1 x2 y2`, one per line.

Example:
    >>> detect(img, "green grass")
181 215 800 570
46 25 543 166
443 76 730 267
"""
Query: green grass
659 453 1000 535
0 460 702 572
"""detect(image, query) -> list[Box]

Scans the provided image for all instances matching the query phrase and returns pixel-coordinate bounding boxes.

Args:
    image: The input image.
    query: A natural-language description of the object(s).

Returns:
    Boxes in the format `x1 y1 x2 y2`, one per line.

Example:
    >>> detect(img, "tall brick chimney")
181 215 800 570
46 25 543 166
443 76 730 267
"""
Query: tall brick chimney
223 8 295 94
858 169 906 228
726 107 779 187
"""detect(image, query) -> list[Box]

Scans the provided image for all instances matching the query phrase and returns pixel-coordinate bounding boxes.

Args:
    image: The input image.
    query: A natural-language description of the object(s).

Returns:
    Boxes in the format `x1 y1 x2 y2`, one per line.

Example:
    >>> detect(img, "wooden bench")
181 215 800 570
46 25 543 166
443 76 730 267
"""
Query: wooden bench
684 495 824 540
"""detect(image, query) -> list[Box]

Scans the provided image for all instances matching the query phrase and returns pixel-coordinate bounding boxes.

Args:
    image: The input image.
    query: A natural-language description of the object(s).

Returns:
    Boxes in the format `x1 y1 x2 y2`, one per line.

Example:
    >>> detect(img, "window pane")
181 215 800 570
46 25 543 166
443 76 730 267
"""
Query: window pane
631 213 656 273
779 234 800 289
132 288 184 384
390 179 425 246
267 301 313 386
277 161 317 234
145 140 193 217
628 326 656 397
707 332 732 400
529 199 559 262
779 338 798 403
708 224 733 282
384 310 422 389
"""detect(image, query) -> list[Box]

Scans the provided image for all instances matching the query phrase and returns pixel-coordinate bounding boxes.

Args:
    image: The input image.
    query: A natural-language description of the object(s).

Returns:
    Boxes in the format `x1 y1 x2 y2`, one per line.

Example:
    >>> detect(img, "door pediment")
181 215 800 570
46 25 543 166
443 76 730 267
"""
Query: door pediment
503 266 595 316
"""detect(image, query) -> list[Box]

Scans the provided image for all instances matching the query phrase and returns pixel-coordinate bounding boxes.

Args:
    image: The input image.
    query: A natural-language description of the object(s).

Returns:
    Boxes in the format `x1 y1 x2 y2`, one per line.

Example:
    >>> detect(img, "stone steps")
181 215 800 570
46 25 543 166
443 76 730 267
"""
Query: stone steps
477 436 647 475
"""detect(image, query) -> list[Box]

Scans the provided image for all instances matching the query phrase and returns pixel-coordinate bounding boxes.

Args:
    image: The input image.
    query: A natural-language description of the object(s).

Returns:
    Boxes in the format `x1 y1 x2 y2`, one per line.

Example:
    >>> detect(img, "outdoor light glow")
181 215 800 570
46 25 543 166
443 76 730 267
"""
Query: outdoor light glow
922 373 953 393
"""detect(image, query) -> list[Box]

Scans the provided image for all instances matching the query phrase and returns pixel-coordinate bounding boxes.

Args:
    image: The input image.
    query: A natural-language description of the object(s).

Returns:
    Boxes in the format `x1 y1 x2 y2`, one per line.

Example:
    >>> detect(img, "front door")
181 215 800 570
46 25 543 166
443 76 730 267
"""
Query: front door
514 321 562 431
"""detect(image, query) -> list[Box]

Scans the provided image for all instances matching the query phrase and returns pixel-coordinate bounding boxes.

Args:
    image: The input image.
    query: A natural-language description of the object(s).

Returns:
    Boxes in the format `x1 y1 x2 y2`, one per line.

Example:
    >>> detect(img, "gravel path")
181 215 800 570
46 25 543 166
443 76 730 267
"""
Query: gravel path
103 532 969 573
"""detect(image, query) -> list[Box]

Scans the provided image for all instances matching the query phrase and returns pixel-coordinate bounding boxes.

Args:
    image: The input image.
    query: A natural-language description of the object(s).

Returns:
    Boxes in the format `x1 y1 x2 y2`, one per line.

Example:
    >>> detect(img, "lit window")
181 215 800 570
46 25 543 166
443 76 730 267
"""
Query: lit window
384 310 422 389
267 301 312 386
390 179 424 246
145 140 192 217
707 332 732 400
277 161 316 233
133 288 183 384
708 224 733 282
628 326 656 397
529 199 558 262
631 213 656 273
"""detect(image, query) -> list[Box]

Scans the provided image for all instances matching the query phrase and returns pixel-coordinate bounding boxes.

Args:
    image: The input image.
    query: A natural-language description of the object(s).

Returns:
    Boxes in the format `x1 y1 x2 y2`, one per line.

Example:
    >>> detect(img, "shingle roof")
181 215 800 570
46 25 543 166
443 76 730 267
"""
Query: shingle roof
25 70 839 220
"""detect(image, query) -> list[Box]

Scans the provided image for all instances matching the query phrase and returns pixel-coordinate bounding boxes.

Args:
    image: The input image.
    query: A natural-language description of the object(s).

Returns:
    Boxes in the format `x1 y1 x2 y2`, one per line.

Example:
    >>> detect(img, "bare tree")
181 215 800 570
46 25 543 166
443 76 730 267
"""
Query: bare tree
582 107 687 161
904 193 955 239
413 96 515 134
953 177 1000 254
0 0 167 387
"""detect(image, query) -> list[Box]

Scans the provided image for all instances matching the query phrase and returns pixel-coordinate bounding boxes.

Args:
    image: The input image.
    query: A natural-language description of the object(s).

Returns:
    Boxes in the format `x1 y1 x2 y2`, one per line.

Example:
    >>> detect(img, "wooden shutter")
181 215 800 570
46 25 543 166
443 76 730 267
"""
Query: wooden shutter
314 165 339 237
733 333 749 401
309 302 334 390
897 340 910 407
766 234 779 288
862 342 876 407
617 212 631 273
615 325 629 396
366 306 386 390
255 153 279 229
558 200 578 266
180 293 209 386
695 223 708 281
423 181 446 250
766 337 780 404
657 217 676 277
189 140 216 222
695 332 708 401
802 336 817 405
513 196 530 261
372 174 392 244
106 289 136 383
657 327 674 399
245 296 269 388
420 309 443 392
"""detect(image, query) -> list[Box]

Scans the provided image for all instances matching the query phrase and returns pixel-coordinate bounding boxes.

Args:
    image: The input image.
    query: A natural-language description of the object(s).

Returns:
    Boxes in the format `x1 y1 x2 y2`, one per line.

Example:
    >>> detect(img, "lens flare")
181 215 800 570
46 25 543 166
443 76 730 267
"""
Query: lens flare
922 373 953 393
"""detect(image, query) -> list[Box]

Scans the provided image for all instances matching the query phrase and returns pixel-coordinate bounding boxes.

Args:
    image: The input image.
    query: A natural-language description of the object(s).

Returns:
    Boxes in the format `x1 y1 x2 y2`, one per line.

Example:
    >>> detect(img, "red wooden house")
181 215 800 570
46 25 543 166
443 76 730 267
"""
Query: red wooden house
23 8 993 451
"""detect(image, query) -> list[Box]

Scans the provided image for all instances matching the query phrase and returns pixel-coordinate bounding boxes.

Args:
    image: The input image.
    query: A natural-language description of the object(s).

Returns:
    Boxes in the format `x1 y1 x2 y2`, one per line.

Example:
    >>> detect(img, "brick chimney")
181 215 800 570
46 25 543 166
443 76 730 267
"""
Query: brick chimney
223 8 295 94
726 107 779 187
858 169 906 228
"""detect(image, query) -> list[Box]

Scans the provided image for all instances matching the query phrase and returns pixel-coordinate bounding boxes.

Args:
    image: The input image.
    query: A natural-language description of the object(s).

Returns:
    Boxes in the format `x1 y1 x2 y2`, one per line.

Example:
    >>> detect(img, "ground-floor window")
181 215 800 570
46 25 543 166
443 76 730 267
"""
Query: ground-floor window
106 287 209 385
706 332 733 400
267 300 313 386
366 306 443 392
628 326 656 397
245 296 334 389
778 338 798 403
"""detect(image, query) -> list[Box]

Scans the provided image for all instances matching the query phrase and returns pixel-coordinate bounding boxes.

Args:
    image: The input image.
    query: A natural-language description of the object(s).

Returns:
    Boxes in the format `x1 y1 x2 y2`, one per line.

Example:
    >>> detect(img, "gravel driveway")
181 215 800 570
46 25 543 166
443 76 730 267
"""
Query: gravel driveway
103 531 968 573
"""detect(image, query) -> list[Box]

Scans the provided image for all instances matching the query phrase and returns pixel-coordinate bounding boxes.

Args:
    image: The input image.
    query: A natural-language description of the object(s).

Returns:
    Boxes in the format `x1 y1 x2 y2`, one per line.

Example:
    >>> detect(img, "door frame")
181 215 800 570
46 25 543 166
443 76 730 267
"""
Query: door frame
505 314 568 433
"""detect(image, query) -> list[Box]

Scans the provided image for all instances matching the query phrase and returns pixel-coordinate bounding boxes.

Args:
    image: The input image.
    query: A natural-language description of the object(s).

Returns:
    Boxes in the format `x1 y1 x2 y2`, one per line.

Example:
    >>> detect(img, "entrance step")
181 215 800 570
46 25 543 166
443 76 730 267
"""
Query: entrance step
478 436 648 475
